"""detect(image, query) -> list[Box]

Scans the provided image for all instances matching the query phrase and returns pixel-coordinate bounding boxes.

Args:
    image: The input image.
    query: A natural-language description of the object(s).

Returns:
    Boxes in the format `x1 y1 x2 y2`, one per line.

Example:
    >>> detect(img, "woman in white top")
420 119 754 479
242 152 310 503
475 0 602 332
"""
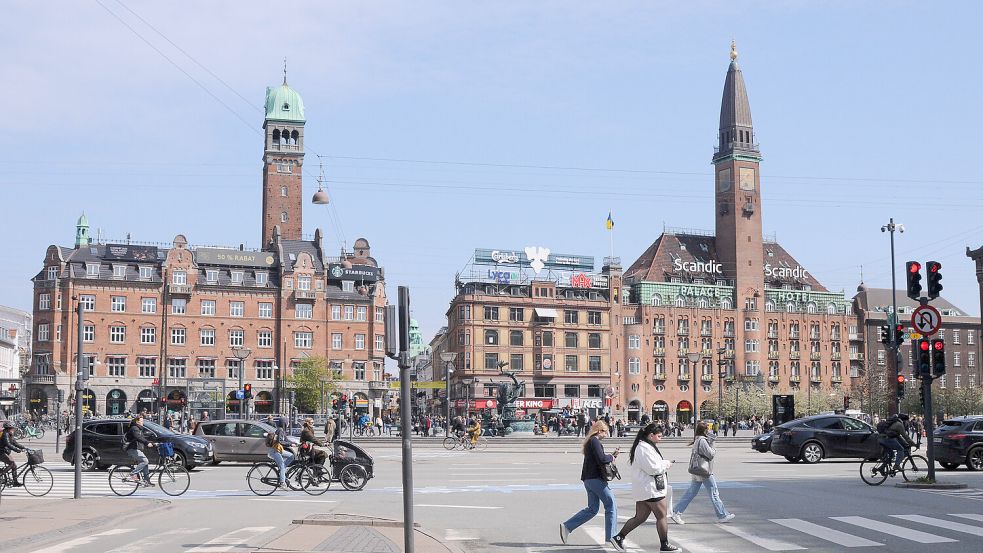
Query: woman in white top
611 423 680 553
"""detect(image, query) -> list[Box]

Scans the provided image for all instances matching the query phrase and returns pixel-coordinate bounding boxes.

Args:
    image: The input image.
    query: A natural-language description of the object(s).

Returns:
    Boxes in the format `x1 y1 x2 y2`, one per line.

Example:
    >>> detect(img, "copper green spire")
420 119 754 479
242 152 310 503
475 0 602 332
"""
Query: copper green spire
75 212 90 248
713 41 761 162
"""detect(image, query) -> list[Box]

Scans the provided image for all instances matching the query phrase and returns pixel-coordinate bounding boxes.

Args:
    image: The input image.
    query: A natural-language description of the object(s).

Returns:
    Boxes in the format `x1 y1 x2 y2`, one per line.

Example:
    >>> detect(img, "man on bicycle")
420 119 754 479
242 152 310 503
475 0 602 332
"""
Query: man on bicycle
1 421 26 486
878 413 915 471
124 415 155 487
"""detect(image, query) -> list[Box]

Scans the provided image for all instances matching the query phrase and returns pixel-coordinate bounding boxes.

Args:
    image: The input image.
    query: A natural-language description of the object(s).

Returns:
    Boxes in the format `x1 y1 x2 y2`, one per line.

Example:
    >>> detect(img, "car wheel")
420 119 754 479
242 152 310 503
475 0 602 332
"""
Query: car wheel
785 455 800 463
79 449 99 472
800 442 824 464
966 447 983 471
939 461 960 470
210 460 222 466
171 451 190 470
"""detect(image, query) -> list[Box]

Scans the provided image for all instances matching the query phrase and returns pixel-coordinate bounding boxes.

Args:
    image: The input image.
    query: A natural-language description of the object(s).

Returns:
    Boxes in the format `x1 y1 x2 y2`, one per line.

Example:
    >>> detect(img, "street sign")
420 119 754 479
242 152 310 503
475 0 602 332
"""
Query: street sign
911 305 942 336
387 380 446 389
236 390 244 399
909 332 922 340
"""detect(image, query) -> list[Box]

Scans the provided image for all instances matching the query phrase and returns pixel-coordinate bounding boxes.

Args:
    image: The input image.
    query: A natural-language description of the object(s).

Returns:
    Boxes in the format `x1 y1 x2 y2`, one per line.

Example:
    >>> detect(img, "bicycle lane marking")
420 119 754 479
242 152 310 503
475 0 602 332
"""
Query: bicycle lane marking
32 528 135 553
104 528 210 553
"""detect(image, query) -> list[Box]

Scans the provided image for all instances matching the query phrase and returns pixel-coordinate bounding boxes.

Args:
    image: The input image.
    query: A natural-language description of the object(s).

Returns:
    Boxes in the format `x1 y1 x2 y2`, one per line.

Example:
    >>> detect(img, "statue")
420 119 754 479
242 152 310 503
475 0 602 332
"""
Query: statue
494 363 525 433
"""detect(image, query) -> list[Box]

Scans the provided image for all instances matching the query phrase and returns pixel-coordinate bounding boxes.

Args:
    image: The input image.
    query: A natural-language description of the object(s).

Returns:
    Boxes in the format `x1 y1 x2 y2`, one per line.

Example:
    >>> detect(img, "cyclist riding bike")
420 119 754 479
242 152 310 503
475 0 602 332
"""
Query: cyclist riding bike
123 415 156 487
466 417 481 446
1 421 26 486
877 413 915 472
300 417 328 472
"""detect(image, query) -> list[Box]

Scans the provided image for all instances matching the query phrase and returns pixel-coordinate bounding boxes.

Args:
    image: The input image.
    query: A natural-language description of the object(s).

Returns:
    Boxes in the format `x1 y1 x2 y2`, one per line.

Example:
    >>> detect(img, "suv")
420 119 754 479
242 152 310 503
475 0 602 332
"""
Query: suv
934 416 983 470
194 419 300 464
63 418 213 471
770 414 881 463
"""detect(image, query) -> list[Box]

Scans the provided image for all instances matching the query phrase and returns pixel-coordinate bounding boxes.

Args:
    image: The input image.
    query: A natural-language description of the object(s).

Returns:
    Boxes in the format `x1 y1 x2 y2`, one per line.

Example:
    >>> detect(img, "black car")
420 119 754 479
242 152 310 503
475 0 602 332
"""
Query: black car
63 418 213 471
934 416 983 470
770 414 881 464
751 431 773 453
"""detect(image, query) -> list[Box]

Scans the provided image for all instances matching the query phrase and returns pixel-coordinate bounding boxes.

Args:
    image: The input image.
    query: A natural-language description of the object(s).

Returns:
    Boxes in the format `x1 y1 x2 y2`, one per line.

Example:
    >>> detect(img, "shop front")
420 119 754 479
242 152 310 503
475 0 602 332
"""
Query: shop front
254 391 274 414
652 400 668 422
106 389 127 416
627 399 642 423
137 389 159 414
676 400 692 426
79 388 96 415
29 389 49 416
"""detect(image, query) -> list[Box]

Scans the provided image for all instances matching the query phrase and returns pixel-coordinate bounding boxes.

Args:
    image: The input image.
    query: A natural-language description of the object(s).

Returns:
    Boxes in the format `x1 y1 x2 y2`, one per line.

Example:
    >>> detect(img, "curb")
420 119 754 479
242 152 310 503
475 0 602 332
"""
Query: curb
0 498 172 551
894 481 968 489
280 513 462 553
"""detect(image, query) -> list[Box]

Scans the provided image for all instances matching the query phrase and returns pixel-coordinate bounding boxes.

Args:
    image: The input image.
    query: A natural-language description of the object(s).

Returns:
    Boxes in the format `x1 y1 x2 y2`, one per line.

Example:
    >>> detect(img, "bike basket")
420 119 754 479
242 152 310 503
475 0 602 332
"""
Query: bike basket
27 449 44 465
157 442 174 457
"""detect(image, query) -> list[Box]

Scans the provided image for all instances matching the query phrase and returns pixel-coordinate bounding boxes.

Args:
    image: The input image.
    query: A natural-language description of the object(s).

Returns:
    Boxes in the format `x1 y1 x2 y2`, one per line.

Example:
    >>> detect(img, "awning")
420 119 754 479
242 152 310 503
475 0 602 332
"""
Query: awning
535 308 557 318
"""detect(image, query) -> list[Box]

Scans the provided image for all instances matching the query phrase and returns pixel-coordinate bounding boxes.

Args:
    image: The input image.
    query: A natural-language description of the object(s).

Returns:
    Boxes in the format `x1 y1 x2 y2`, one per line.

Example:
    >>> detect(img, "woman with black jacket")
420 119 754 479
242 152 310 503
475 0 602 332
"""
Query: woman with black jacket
560 420 620 546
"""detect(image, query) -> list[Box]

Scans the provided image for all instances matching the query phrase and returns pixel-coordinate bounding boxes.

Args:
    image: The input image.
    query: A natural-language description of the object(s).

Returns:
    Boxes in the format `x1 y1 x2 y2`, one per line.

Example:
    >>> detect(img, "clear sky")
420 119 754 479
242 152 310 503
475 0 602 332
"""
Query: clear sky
3 1 982 344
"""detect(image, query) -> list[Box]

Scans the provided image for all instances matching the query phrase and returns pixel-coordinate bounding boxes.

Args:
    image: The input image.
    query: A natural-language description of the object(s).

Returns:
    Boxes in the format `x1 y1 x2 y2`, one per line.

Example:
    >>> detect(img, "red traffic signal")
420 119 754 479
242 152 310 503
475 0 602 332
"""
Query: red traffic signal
919 340 931 351
933 341 944 351
906 261 923 300
897 375 905 384
909 262 922 273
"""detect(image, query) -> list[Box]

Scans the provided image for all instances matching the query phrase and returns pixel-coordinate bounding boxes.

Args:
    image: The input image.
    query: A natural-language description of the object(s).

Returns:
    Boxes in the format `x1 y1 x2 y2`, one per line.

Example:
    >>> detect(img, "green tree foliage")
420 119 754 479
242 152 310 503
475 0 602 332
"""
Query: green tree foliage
286 357 339 413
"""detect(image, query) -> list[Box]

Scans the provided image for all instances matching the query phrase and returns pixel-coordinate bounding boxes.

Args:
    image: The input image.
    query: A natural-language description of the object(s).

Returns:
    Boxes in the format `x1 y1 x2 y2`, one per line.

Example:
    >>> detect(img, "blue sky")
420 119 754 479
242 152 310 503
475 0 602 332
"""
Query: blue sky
3 1 982 341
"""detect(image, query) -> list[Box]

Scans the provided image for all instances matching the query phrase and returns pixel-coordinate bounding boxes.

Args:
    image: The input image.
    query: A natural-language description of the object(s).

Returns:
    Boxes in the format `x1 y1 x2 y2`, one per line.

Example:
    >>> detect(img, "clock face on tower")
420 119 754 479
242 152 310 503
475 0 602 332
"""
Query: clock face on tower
739 168 756 191
717 169 732 193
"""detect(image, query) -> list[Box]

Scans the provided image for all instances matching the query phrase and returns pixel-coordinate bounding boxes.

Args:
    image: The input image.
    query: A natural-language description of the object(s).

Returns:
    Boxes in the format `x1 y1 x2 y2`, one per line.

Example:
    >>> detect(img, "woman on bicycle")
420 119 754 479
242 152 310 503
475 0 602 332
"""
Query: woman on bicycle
265 419 293 489
1 422 26 486
300 418 329 470
124 416 155 487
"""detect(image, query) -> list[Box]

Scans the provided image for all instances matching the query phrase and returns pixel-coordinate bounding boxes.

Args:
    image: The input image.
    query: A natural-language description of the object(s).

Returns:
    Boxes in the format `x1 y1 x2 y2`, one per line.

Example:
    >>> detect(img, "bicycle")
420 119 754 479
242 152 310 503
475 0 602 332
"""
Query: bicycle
13 422 44 440
108 441 190 496
441 433 488 451
860 446 928 485
246 450 331 496
0 449 53 496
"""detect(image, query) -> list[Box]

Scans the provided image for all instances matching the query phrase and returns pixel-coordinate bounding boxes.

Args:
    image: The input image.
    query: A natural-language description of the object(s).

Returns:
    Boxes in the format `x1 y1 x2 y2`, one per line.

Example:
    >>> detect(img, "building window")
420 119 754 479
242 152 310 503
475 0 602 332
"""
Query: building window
200 328 215 346
458 305 472 320
744 339 759 353
297 275 311 290
485 329 499 345
230 301 244 317
588 355 602 372
354 334 366 350
588 311 602 325
458 331 470 346
565 355 578 372
257 330 272 348
259 302 273 318
541 331 554 347
746 360 760 376
954 352 961 367
484 352 499 370
172 298 187 315
744 318 758 331
344 305 354 320
356 306 367 321
205 269 218 284
295 332 313 349
342 281 354 293
353 362 366 381
969 331 975 345
509 307 524 322
197 359 216 378
171 327 186 345
138 357 157 378
225 329 242 347
953 330 961 345
375 334 384 351
375 307 385 323
80 295 96 311
564 310 579 324
37 323 49 342
296 304 313 319
226 359 240 379
168 358 187 379
280 212 289 223
86 263 100 278
628 357 640 374
628 335 640 349
142 297 156 314
82 324 95 342
137 266 151 280
140 326 156 344
564 384 580 398
256 361 274 380
47 266 58 280
110 325 126 343
565 332 578 348
172 271 187 285
330 305 341 320
195 300 214 316
55 325 62 342
509 353 524 371
38 293 51 310
332 333 343 350
969 352 976 368
255 272 268 286
509 330 523 346
586 333 601 349
484 306 499 321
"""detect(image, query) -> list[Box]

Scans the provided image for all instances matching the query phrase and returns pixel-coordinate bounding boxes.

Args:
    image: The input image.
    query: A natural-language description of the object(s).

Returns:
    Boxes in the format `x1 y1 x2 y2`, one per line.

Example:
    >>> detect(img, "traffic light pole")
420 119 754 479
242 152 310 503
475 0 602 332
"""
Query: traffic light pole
73 301 84 499
922 374 936 481
883 218 902 416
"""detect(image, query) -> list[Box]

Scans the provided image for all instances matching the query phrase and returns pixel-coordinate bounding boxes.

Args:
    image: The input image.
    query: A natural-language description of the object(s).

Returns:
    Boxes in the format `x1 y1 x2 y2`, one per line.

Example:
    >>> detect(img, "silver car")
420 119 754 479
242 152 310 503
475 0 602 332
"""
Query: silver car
194 420 298 464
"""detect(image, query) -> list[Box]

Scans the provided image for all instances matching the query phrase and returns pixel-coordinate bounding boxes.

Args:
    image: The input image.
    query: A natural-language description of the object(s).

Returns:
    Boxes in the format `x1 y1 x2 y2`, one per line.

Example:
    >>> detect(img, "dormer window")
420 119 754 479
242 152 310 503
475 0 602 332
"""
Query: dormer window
282 102 290 111
139 266 152 280
86 263 100 278
113 265 126 279
231 271 244 285
255 272 268 286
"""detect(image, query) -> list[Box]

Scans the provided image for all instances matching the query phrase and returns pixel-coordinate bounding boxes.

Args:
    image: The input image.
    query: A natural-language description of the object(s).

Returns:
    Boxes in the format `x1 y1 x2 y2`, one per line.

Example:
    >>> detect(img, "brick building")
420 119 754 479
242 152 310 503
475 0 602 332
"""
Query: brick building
27 78 388 418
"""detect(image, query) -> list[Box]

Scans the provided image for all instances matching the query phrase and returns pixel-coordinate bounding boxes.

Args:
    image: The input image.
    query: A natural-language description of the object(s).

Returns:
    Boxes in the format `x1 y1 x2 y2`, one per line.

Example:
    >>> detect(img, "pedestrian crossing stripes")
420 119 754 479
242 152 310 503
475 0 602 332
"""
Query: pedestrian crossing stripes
23 526 276 553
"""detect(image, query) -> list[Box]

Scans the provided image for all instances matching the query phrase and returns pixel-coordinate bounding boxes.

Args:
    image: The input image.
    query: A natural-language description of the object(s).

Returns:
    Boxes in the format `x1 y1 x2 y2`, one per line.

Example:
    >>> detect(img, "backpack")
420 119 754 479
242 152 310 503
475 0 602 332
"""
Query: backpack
876 419 890 434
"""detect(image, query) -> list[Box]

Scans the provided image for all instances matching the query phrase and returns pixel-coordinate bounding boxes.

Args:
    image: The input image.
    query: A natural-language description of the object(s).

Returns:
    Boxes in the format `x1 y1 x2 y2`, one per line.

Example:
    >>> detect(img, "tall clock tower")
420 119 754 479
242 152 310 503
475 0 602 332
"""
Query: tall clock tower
261 74 306 248
713 42 764 376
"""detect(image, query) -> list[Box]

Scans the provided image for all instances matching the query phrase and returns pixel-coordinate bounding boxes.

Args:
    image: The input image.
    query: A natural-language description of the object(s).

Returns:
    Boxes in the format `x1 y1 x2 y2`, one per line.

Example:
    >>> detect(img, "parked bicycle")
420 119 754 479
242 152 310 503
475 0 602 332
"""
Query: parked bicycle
860 446 928 485
0 449 53 496
109 441 190 496
442 433 488 451
13 422 44 440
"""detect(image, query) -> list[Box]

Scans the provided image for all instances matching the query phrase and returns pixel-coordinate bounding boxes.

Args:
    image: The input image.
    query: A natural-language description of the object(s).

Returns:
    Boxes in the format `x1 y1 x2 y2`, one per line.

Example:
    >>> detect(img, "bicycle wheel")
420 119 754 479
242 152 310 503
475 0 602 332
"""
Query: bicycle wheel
339 464 369 491
34 428 45 440
22 465 53 496
158 463 191 496
285 464 306 491
475 437 488 451
442 437 457 451
301 466 331 495
246 463 278 496
902 454 929 482
109 465 141 496
859 460 888 486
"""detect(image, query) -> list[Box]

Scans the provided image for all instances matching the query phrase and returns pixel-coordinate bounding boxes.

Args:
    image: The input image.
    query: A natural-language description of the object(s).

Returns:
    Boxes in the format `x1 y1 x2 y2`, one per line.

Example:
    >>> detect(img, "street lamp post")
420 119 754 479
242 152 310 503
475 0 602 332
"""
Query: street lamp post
717 346 727 426
881 218 904 416
440 352 457 436
687 351 703 433
231 347 251 419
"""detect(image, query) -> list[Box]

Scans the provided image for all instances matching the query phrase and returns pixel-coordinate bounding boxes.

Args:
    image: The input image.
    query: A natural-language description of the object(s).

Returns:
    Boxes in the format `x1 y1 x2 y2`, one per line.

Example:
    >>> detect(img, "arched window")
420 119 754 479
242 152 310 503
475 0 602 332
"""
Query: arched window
651 294 662 306
280 212 288 223
720 297 732 310
281 186 288 197
827 303 837 314
628 358 640 374
786 301 796 313
765 300 776 312
675 296 686 308
272 129 281 145
807 302 817 314
290 130 299 145
698 297 709 309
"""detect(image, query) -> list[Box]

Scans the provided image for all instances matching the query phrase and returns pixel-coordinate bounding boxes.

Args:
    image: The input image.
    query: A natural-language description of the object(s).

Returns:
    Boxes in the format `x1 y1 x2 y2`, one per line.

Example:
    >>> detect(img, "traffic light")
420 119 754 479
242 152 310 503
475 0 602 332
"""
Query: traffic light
843 395 850 410
894 324 906 347
244 383 253 399
919 385 925 407
879 325 890 345
931 339 946 376
917 339 931 377
331 399 338 410
927 261 943 299
897 375 906 400
906 261 922 300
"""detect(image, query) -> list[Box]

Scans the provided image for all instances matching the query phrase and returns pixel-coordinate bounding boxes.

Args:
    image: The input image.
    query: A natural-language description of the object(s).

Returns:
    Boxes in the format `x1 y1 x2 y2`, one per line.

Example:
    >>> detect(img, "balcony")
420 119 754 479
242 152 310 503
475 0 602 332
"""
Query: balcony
677 328 690 336
810 352 822 361
790 375 801 383
850 353 865 361
27 374 55 385
653 372 667 381
368 380 389 392
722 350 735 359
653 348 666 357
789 351 801 360
767 351 779 360
677 348 689 357
769 375 780 383
831 334 841 341
677 373 691 382
831 352 842 360
700 329 713 337
702 349 714 358
789 333 800 339
701 374 713 383
831 375 843 383
294 290 317 302
168 283 192 295
653 326 665 335
848 333 860 341
811 375 823 384
723 330 735 338
810 334 821 341
767 331 778 339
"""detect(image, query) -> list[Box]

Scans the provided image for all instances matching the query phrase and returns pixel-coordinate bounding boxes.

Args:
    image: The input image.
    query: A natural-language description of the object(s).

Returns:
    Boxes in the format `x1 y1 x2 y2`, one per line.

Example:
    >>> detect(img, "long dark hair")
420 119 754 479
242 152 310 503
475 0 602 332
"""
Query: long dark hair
688 421 709 446
629 422 664 464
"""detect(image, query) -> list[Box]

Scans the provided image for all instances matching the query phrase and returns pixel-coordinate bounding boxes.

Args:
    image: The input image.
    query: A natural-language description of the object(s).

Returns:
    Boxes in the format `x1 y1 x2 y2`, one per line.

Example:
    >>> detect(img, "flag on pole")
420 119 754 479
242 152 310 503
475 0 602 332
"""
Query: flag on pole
605 212 614 230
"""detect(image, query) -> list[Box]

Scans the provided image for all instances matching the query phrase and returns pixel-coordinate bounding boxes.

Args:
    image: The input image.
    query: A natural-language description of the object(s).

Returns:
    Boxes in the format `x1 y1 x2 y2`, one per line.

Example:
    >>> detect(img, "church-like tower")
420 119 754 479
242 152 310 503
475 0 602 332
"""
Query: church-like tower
261 74 306 248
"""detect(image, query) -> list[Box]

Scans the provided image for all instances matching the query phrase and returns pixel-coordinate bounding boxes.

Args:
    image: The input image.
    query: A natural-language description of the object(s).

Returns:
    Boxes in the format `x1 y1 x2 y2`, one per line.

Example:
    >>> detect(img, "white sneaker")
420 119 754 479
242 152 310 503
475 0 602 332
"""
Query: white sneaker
670 512 685 525
559 523 569 545
718 513 736 523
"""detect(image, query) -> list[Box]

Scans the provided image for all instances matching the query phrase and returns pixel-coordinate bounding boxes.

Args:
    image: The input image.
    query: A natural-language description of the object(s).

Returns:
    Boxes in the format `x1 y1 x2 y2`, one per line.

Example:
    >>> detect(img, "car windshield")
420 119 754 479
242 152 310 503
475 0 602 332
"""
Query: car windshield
938 420 965 429
141 421 176 437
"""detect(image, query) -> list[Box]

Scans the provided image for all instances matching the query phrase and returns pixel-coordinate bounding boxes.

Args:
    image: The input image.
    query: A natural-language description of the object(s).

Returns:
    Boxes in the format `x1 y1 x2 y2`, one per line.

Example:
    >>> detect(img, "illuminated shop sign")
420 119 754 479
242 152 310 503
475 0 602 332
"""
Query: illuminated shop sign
490 250 520 263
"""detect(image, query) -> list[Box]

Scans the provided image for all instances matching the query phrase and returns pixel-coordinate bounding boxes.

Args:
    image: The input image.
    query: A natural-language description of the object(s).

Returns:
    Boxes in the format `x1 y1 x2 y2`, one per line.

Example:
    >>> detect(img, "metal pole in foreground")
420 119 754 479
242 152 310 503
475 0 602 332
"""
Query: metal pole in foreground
74 301 84 499
923 376 936 481
882 218 904 416
396 286 415 553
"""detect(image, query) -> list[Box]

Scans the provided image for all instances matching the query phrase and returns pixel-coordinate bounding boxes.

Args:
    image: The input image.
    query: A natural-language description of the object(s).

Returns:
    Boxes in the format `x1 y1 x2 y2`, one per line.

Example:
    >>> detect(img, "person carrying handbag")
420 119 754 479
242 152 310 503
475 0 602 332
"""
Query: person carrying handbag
611 423 680 552
671 421 734 524
560 421 619 546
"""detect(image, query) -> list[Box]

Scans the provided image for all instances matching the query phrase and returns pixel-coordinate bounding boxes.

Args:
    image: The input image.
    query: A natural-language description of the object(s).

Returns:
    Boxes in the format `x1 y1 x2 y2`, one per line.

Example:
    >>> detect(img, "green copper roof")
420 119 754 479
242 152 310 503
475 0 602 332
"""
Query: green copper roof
77 213 88 227
265 83 305 122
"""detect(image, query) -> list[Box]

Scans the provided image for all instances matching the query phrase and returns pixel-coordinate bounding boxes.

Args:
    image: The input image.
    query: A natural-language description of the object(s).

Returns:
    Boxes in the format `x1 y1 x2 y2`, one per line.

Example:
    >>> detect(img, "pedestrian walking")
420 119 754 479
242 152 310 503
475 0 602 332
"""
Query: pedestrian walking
671 421 735 524
324 415 336 443
560 421 620 546
611 423 679 552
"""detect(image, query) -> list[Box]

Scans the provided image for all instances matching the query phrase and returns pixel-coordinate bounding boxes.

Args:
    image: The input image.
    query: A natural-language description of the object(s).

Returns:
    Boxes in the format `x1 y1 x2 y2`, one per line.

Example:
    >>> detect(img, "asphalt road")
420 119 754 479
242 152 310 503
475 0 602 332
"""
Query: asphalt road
5 433 983 552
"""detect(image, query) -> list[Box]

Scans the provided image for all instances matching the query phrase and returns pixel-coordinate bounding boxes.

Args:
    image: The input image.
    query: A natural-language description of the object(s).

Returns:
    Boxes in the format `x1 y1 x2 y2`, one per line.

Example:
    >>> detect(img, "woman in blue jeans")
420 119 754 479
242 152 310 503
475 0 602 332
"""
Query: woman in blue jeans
671 421 735 524
560 420 620 544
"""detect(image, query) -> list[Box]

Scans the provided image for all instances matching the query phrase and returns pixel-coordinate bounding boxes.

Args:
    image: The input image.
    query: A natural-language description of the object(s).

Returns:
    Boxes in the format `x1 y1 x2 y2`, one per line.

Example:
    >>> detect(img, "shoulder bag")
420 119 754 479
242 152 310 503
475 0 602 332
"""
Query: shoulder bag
687 438 712 479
